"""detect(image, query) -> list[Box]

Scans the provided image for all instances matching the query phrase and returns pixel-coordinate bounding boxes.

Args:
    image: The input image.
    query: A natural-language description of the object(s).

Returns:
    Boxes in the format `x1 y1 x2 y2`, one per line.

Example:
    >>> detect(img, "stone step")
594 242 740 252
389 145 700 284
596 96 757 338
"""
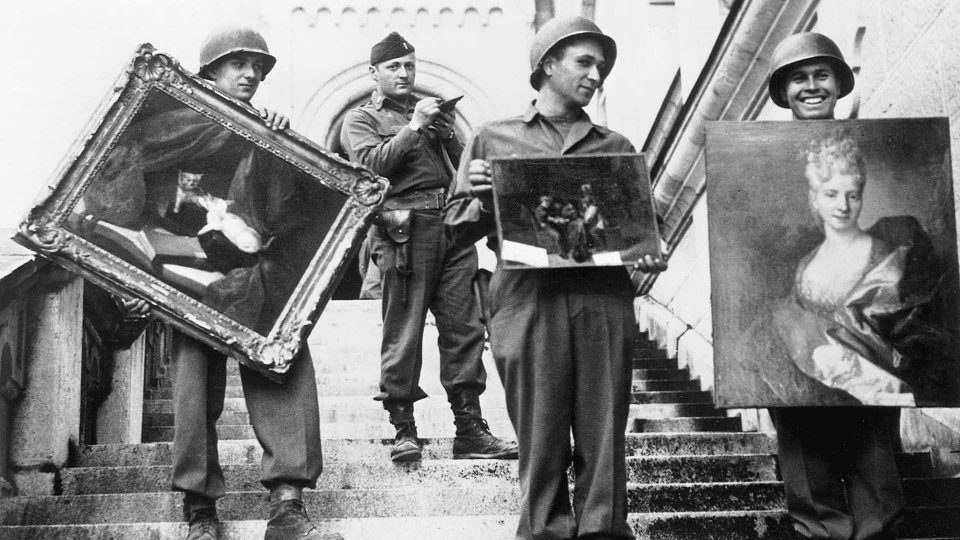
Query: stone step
631 358 678 370
60 455 782 495
142 418 519 442
2 506 958 540
146 386 243 400
142 407 515 430
5 479 955 525
74 437 933 485
0 516 514 540
633 379 702 392
148 380 510 400
632 417 744 433
0 485 776 525
142 425 254 443
144 394 509 416
76 433 783 468
312 420 516 440
142 410 249 427
141 403 514 430
633 367 690 380
630 390 713 404
624 432 776 456
627 506 960 540
629 403 726 419
631 348 669 361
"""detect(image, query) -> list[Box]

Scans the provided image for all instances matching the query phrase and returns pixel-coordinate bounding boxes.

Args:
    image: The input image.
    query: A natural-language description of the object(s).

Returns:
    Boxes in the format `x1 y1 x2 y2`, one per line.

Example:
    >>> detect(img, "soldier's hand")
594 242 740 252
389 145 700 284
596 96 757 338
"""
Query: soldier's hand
467 159 494 208
119 297 151 318
633 254 668 274
258 107 290 131
431 111 455 141
409 97 441 132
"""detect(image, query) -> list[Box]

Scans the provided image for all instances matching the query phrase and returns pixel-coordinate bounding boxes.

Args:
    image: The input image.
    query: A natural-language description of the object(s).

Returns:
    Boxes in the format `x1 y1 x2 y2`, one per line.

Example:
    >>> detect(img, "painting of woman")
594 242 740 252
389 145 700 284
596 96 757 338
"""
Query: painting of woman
752 136 958 406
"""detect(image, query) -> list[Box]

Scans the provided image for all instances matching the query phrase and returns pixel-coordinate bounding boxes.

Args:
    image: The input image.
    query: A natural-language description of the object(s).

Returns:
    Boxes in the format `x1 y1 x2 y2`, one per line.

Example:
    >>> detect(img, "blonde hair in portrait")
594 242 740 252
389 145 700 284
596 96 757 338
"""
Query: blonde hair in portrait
804 136 866 227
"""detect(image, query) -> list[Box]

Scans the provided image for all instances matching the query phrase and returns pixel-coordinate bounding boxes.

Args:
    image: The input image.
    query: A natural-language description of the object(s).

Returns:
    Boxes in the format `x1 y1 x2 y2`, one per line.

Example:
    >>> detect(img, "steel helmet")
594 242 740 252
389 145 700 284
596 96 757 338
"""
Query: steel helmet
528 16 617 90
198 27 277 81
768 32 854 108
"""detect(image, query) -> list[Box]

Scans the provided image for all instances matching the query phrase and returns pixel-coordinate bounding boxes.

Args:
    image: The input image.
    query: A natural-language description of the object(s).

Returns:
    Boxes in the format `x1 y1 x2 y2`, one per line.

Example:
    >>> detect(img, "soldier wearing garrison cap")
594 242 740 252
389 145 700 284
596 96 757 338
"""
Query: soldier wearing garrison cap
445 16 666 540
765 32 905 540
340 32 517 464
164 26 342 540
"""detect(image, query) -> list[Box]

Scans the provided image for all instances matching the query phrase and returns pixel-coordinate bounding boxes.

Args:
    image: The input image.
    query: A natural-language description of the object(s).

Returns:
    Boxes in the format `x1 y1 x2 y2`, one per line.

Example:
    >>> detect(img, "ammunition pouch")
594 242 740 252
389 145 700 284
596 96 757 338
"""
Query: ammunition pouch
375 188 445 304
379 209 413 277
377 209 414 304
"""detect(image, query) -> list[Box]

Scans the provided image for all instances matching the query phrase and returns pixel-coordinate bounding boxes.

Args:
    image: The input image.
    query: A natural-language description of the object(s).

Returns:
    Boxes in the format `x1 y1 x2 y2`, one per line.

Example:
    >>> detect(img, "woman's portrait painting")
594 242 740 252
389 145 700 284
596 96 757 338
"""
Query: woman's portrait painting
706 118 960 407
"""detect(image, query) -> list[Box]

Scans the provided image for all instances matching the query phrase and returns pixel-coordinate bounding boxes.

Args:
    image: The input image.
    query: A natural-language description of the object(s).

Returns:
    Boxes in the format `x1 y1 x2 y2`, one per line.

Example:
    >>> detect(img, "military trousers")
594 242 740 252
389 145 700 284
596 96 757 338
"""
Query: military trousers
170 331 322 500
769 407 905 540
487 267 636 540
370 209 487 408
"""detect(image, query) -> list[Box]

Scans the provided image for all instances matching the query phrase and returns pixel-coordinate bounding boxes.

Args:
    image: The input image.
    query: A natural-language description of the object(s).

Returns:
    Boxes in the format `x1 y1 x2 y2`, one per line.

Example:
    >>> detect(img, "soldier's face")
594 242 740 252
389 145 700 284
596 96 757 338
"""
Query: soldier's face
209 53 264 102
782 60 839 120
371 53 417 101
543 38 606 108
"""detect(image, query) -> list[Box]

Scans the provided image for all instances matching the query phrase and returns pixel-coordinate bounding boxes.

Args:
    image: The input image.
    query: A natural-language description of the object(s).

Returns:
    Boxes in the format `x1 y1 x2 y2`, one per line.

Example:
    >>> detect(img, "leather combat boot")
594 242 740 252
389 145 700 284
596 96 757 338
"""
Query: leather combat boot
183 494 221 540
265 484 344 540
391 421 423 462
450 391 518 460
385 400 422 462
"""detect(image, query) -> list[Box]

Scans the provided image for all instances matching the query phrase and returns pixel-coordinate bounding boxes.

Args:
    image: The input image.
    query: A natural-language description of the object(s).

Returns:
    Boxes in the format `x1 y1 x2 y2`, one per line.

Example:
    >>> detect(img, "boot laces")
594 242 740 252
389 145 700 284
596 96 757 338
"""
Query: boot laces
187 508 219 539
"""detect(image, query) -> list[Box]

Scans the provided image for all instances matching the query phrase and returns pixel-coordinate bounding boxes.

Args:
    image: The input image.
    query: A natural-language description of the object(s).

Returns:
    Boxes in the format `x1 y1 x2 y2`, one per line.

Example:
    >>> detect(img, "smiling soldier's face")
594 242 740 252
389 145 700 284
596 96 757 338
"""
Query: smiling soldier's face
782 60 839 120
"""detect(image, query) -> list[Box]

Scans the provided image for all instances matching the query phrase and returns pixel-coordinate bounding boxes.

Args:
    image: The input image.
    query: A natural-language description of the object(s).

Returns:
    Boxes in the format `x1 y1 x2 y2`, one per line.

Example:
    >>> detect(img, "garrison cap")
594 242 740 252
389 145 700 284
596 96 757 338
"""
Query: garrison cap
370 32 415 66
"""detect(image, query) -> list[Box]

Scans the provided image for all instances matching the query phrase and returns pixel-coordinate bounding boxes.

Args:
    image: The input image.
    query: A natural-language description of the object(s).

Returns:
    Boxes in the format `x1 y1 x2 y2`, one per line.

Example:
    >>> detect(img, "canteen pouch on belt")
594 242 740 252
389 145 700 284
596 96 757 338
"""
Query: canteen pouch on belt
380 209 414 304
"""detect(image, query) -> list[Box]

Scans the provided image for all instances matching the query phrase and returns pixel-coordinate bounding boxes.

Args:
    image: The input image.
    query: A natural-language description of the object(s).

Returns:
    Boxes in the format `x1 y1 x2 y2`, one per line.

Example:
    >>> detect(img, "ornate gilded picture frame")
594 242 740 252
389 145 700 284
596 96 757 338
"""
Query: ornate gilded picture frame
490 153 660 269
706 118 960 407
15 44 387 379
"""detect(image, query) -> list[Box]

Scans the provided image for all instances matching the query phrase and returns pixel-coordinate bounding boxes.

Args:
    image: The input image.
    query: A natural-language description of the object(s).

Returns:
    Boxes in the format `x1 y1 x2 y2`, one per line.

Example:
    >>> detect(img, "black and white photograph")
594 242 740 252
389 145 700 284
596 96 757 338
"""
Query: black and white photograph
2 2 960 539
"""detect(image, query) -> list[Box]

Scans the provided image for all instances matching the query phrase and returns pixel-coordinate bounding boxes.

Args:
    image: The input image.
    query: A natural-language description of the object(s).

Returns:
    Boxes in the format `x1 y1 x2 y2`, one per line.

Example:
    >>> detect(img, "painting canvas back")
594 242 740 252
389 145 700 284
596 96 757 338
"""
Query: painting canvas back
706 118 960 407
491 153 660 269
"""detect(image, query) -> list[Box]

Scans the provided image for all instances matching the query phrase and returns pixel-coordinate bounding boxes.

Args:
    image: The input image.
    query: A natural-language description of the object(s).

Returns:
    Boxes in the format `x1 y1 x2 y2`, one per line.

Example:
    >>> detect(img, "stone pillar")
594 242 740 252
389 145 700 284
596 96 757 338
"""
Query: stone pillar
95 335 146 444
9 271 83 495
97 335 146 444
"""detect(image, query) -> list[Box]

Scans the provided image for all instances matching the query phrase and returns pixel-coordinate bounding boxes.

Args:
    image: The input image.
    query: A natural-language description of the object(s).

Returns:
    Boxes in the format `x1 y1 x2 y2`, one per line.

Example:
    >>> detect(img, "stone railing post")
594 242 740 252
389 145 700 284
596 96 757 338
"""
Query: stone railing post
8 268 83 495
95 334 146 444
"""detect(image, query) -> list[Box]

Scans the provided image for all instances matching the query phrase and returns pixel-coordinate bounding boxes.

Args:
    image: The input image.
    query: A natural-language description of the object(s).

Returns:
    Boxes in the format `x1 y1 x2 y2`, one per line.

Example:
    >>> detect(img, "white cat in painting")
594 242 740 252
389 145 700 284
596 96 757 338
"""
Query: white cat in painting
174 170 263 254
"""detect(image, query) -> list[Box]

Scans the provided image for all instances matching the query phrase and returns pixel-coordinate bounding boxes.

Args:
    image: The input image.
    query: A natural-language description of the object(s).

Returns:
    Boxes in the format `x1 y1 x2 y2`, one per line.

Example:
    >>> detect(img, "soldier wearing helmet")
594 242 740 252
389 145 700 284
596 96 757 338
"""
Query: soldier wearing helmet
768 32 856 121
167 26 342 540
445 15 665 540
197 26 287 129
765 32 905 540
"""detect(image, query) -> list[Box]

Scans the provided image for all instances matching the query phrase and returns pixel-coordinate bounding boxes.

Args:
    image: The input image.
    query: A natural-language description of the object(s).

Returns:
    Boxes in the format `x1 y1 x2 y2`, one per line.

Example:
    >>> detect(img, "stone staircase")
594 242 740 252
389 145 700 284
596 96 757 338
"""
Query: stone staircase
1 300 958 539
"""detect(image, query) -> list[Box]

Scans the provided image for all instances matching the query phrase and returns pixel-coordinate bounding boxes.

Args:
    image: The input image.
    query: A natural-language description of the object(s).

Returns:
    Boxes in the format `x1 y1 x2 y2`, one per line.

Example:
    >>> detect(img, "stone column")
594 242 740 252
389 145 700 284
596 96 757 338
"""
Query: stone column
95 336 146 444
9 271 83 495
